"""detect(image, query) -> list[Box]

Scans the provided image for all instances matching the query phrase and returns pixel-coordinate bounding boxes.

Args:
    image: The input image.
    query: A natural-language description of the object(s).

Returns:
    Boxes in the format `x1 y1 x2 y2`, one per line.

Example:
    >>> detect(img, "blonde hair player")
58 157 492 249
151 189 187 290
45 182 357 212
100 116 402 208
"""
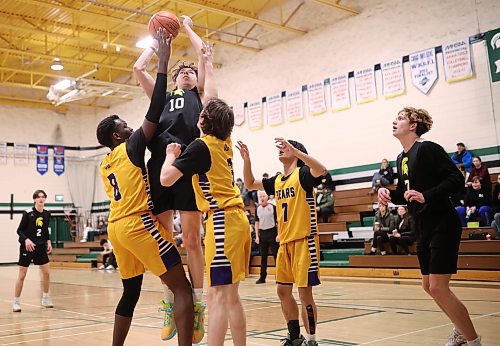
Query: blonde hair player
378 107 481 346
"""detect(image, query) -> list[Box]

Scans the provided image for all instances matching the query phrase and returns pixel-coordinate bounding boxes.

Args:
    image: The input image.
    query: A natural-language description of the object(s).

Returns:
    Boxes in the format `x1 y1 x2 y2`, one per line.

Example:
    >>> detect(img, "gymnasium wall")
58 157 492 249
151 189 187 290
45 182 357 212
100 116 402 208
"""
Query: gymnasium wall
0 0 499 262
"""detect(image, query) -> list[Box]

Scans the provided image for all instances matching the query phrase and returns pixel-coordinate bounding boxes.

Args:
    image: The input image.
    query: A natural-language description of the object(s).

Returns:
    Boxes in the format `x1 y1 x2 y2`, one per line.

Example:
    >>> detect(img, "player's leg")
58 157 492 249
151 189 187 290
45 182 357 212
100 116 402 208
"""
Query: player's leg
160 263 194 346
207 283 246 346
39 263 53 307
277 283 302 342
113 274 143 346
428 274 480 343
298 287 317 344
258 233 270 283
179 210 204 290
13 265 28 311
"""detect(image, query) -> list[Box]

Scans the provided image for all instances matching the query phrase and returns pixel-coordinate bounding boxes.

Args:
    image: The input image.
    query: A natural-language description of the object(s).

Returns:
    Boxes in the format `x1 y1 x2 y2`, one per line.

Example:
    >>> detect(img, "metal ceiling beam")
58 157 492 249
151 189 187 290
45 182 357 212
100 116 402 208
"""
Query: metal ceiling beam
169 0 306 35
14 0 259 52
0 95 69 111
311 0 359 15
0 46 132 73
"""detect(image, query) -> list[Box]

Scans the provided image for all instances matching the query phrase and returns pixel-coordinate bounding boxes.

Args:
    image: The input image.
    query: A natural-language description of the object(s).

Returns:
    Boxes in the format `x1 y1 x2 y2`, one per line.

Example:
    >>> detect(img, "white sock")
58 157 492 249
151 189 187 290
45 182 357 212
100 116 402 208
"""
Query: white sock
193 288 203 303
453 327 461 335
467 335 481 346
162 285 174 304
305 333 316 341
371 247 376 252
381 251 386 255
14 297 20 303
42 292 50 298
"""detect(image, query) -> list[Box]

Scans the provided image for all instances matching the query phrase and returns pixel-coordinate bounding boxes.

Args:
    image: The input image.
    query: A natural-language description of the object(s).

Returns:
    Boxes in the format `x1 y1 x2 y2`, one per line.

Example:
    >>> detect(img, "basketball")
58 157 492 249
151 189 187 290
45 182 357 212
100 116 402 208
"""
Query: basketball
148 11 180 39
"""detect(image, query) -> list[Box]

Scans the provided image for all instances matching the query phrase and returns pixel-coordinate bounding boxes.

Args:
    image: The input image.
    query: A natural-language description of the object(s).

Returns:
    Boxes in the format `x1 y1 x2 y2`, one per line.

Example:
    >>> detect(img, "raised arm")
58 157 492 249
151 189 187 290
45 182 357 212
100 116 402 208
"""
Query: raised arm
275 137 327 178
133 37 159 99
142 29 171 141
200 41 217 103
181 16 206 94
236 141 264 191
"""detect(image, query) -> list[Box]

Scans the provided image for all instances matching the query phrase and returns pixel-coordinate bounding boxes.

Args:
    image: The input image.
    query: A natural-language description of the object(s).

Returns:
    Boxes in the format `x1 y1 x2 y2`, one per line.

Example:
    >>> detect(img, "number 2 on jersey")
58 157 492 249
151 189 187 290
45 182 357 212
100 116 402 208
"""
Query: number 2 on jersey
107 173 122 201
282 202 289 222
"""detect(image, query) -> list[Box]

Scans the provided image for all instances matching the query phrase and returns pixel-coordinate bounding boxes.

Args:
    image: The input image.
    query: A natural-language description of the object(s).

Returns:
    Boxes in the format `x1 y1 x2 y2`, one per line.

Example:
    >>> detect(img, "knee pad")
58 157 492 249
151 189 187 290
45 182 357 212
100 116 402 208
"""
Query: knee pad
116 275 143 317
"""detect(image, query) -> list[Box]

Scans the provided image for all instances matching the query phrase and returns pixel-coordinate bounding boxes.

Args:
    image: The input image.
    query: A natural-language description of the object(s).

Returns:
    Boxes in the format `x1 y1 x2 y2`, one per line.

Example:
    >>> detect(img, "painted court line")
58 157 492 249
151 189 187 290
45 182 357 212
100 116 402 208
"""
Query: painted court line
0 327 113 345
359 310 500 344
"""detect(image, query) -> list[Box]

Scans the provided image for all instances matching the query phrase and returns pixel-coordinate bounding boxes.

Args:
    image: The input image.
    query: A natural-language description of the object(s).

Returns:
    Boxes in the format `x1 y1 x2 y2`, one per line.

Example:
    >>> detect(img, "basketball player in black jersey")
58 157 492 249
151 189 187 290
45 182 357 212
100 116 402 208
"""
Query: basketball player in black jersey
378 107 481 346
133 15 216 342
13 189 53 312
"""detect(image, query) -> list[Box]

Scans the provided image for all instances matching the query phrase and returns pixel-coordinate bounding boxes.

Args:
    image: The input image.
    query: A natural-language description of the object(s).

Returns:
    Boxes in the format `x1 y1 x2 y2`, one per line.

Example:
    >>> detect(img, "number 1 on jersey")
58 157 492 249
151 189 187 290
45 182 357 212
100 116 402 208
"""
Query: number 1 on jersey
282 202 289 222
107 173 122 201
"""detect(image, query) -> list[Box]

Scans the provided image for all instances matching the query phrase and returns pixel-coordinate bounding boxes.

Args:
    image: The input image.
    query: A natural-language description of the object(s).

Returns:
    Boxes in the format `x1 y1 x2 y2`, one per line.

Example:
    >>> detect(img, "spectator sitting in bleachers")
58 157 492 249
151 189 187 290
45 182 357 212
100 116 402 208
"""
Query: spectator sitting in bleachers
98 239 117 270
389 206 415 255
466 156 491 189
491 175 500 238
80 218 95 243
236 178 249 206
96 218 108 235
370 159 394 194
456 177 493 227
451 142 473 173
368 204 395 255
315 184 334 223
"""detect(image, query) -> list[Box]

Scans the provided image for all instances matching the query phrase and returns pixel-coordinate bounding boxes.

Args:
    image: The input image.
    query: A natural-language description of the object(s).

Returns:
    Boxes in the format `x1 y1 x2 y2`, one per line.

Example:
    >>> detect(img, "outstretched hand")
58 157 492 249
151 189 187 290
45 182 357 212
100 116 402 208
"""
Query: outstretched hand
181 15 193 28
274 137 296 156
201 41 214 65
156 27 172 64
166 143 181 158
236 141 250 161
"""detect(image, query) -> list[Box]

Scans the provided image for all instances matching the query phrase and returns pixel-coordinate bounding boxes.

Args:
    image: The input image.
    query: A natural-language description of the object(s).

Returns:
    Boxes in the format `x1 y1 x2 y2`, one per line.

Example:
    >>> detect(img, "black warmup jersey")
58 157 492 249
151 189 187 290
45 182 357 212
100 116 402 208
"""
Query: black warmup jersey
389 140 464 242
148 87 202 157
17 208 51 245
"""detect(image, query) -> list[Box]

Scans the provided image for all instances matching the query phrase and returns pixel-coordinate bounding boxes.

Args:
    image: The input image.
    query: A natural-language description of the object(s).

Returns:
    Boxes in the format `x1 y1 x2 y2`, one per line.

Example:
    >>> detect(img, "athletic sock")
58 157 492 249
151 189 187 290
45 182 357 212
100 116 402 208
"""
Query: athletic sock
287 320 300 341
305 333 316 341
14 297 20 303
162 284 174 304
467 335 481 346
42 292 50 298
193 288 203 303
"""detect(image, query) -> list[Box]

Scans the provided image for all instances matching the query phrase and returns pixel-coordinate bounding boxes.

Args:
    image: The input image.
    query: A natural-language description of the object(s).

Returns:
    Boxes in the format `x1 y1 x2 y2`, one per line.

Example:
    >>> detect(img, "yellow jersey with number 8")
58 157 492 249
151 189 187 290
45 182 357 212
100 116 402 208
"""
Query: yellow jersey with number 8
99 142 153 222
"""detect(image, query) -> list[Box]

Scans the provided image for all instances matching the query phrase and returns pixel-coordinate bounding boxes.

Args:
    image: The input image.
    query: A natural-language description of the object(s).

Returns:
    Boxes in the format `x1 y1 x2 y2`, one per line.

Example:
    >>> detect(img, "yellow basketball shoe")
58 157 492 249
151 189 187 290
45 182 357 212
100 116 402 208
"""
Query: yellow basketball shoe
192 301 206 344
159 300 176 341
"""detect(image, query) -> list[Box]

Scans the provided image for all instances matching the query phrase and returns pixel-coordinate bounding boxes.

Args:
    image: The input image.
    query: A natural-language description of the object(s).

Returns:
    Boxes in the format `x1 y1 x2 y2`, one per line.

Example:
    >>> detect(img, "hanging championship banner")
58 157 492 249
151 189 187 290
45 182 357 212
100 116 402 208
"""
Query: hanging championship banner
330 74 351 111
307 81 327 115
484 28 500 83
36 145 48 175
266 93 283 126
0 142 6 164
410 48 438 94
233 104 245 126
442 39 473 82
14 143 29 165
246 99 263 130
381 58 405 97
53 146 65 176
285 88 304 122
354 66 377 104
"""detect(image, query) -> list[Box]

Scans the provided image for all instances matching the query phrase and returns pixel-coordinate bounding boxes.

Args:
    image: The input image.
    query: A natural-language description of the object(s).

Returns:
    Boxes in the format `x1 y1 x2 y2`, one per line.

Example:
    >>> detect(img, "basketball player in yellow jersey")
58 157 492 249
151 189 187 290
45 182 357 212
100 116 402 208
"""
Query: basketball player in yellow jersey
160 98 251 346
96 30 193 346
237 139 327 346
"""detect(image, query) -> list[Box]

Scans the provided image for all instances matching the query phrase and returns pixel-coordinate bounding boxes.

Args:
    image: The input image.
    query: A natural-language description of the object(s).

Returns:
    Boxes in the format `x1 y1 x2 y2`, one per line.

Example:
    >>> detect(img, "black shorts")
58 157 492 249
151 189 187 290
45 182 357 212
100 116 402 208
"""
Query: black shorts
416 212 462 275
147 157 198 215
18 243 49 267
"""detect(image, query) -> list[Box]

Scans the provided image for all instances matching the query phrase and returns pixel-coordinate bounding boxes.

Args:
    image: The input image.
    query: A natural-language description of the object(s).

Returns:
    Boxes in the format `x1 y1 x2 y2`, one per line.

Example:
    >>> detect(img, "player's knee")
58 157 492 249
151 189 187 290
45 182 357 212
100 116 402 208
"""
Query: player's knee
428 283 448 299
116 275 143 317
422 281 431 295
277 285 291 300
183 231 201 251
298 288 313 304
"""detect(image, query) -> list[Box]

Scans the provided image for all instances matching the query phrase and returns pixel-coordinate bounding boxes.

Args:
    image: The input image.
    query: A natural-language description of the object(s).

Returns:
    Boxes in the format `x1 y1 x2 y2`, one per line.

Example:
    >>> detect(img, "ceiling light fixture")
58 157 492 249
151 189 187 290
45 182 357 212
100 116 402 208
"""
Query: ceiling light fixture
136 36 154 49
53 79 72 90
50 57 64 71
101 90 114 96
